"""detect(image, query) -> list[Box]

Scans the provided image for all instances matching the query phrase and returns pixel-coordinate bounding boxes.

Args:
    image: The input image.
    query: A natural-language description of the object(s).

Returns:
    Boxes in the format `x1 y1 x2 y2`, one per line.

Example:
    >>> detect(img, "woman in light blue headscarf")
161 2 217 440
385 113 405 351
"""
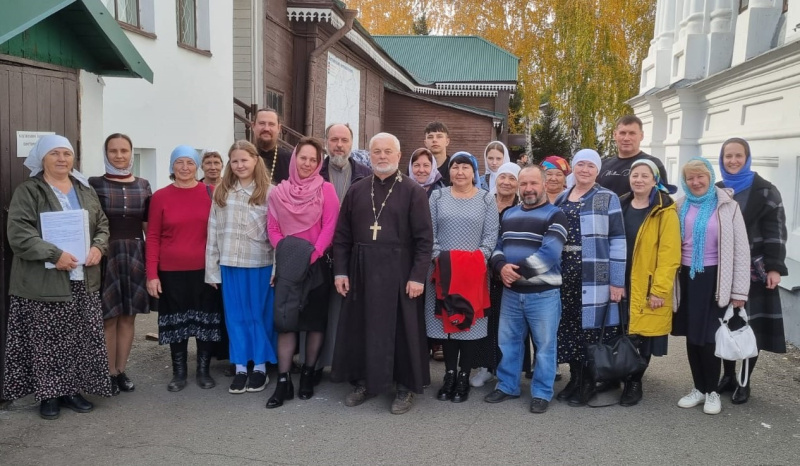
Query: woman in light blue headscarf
672 157 750 416
4 134 112 420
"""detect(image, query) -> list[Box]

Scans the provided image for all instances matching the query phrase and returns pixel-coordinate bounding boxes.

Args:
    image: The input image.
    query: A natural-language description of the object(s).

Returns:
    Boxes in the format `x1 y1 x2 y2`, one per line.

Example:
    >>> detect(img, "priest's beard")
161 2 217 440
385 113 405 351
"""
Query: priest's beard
374 164 399 177
330 154 348 169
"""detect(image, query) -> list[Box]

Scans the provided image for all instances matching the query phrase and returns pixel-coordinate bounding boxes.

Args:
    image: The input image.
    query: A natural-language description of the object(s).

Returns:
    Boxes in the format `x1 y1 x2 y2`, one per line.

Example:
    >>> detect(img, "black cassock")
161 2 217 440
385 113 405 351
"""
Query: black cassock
330 173 433 395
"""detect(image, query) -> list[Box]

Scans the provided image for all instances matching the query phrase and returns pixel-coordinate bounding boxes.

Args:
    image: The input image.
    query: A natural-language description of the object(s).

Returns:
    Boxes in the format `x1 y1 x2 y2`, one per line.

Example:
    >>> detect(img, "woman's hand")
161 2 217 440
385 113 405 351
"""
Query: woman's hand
55 251 79 271
648 294 664 309
609 286 624 303
730 299 746 309
147 279 162 298
766 271 781 290
85 246 103 267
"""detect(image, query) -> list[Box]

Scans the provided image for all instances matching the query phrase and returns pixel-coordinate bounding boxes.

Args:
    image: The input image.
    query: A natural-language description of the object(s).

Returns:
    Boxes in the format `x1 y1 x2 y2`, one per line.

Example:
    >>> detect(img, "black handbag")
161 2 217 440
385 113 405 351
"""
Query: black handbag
585 298 648 383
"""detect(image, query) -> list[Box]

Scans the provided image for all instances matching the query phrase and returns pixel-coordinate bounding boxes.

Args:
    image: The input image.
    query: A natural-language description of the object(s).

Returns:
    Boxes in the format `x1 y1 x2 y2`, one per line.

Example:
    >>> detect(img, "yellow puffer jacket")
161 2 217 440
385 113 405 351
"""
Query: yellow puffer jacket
621 191 682 336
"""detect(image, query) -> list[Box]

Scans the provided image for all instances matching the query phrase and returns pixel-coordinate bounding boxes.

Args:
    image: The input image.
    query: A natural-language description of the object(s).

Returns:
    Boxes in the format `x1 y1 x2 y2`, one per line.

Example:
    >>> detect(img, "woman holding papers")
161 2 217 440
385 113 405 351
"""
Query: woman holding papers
3 134 111 420
146 145 222 392
89 134 153 396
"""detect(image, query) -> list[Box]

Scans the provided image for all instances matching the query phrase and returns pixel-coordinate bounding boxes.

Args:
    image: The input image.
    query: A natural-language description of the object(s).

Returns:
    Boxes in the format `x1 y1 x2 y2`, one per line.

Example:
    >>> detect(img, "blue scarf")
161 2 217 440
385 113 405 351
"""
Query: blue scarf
719 149 754 195
449 151 482 186
679 157 717 279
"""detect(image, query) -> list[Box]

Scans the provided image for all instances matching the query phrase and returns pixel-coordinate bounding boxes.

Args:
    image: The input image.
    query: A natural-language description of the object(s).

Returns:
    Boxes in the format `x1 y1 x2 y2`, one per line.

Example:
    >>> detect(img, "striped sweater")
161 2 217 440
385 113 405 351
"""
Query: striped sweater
490 202 568 293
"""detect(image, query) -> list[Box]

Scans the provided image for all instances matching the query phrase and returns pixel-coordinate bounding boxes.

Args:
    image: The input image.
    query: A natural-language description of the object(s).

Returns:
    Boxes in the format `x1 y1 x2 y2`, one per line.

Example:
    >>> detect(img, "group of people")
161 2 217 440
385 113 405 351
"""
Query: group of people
2 111 788 420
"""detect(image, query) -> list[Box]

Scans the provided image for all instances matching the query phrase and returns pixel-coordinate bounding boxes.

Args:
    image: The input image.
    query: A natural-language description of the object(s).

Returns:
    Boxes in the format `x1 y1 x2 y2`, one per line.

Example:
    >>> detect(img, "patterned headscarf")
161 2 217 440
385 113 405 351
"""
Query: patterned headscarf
630 159 677 196
541 155 571 176
408 147 442 188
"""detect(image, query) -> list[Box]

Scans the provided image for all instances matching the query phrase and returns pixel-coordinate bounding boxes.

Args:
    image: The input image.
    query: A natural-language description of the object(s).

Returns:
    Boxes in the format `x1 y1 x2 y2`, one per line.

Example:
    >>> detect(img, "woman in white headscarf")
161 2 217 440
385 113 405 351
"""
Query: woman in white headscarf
3 135 112 420
481 141 511 193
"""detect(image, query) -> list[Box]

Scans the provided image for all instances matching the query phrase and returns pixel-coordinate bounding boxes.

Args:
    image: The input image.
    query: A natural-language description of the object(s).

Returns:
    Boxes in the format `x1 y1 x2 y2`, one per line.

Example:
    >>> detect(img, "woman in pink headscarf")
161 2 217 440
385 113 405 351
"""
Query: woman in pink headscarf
266 137 340 408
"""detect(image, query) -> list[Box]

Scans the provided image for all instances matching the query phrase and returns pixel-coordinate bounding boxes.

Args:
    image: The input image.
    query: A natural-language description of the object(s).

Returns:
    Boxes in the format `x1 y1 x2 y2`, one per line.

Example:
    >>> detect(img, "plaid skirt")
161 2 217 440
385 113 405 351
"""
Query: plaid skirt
100 238 150 319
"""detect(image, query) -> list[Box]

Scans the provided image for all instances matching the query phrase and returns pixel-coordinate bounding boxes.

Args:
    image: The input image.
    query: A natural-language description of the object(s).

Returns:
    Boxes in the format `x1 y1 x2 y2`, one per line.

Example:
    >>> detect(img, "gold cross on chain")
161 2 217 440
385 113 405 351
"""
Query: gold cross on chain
369 221 382 241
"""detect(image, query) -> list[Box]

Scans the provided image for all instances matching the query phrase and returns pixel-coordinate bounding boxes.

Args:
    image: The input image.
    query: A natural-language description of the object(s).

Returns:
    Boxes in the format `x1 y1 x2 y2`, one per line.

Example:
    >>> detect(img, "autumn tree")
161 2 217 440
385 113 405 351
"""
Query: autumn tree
412 11 430 35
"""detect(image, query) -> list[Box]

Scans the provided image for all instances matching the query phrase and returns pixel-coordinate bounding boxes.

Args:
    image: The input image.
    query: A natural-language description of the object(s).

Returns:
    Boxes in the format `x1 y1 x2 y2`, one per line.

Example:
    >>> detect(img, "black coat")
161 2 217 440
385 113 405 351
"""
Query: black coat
717 173 788 352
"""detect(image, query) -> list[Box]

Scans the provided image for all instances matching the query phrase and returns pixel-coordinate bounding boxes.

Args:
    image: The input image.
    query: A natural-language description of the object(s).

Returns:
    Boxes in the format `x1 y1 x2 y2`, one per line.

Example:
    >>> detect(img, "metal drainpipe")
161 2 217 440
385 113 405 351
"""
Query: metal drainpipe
304 9 358 137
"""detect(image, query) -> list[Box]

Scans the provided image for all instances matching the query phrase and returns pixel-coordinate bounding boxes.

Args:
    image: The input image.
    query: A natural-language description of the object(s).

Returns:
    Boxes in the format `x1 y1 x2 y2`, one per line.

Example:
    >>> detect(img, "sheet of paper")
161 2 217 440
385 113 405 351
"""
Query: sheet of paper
40 210 90 269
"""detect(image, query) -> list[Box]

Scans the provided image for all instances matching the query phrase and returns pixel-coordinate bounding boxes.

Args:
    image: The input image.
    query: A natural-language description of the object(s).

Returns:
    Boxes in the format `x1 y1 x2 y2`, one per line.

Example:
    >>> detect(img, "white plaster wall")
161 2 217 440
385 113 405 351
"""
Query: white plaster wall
98 0 234 189
78 71 106 177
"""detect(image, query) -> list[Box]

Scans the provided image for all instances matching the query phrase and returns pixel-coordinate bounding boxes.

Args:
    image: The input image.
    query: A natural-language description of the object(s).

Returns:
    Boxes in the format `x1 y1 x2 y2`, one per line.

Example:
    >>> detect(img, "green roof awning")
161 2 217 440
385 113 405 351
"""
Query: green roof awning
373 35 518 84
0 0 153 82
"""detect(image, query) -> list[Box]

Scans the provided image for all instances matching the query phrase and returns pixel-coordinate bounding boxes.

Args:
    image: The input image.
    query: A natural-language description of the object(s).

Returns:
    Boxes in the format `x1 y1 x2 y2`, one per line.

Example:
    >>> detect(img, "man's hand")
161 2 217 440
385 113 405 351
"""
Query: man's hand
335 277 350 297
500 264 521 287
406 281 424 299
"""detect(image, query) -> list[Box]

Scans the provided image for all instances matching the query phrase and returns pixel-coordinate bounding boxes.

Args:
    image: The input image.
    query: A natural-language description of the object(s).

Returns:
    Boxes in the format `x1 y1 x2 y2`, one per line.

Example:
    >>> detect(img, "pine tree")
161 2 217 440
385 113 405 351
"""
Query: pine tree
412 11 429 35
530 105 571 165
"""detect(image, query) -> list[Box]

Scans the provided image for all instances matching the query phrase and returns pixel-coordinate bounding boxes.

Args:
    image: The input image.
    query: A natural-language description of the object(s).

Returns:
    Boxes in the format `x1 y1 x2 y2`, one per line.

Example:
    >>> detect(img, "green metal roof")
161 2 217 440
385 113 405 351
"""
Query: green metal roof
373 35 519 84
0 0 153 82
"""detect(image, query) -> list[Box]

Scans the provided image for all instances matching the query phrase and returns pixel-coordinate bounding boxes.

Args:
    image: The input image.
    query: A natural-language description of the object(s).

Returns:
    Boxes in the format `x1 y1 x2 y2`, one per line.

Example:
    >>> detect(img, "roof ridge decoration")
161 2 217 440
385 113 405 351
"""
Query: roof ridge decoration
286 7 516 97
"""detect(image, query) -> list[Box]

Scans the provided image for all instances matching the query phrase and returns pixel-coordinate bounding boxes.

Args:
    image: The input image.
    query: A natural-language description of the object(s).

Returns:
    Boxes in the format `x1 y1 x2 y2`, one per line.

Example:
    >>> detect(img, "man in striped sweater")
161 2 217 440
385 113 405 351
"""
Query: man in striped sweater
485 165 568 413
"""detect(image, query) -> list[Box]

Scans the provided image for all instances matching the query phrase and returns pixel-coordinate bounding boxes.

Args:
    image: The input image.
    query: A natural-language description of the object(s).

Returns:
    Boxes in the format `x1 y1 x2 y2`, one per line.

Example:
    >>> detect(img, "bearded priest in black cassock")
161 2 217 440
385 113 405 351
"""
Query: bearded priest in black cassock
330 132 433 415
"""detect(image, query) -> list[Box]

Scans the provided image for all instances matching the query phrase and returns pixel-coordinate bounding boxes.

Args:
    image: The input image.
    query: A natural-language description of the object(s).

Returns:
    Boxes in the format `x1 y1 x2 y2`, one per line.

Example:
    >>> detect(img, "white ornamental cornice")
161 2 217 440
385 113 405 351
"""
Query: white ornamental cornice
286 7 332 22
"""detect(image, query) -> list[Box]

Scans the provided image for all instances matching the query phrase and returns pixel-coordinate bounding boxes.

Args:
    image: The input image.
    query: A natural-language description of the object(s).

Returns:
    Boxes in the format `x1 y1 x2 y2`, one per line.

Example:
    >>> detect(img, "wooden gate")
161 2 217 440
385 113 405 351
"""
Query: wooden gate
0 55 79 397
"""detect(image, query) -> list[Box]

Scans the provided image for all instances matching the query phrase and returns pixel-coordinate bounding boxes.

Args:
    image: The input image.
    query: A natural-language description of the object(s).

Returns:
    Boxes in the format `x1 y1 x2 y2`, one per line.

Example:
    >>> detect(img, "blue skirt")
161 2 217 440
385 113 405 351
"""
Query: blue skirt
220 265 277 365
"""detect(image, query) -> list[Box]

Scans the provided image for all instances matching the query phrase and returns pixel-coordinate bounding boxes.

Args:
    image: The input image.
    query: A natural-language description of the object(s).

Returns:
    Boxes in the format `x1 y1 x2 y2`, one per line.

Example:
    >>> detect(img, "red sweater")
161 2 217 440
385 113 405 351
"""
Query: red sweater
146 183 212 280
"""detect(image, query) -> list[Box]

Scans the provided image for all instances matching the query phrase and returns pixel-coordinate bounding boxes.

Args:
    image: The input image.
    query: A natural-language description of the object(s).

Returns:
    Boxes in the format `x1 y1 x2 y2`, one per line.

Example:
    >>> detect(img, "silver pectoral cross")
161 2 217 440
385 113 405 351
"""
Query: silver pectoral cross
370 221 382 240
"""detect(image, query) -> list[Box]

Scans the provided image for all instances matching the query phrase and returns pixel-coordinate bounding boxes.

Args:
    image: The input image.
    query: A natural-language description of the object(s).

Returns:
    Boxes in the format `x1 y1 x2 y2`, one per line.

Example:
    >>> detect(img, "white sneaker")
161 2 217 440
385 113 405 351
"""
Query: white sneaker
469 367 494 387
703 392 722 415
678 388 706 408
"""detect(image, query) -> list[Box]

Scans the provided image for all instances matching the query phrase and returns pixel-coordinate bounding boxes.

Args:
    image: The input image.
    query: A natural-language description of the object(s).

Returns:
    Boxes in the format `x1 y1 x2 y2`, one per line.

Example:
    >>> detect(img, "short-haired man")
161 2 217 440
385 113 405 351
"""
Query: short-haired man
485 165 568 414
253 108 292 184
423 121 452 186
597 115 668 197
200 150 223 187
320 123 372 204
331 132 433 415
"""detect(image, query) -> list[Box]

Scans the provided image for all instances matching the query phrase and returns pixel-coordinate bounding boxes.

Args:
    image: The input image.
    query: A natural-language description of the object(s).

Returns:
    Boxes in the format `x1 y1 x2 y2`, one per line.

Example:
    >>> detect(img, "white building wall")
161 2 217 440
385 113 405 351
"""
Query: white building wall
98 0 234 189
631 0 800 346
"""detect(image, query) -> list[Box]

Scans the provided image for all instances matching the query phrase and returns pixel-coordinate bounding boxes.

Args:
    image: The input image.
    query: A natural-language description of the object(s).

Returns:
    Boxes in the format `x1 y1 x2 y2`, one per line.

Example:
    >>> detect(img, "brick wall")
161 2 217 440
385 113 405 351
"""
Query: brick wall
383 91 496 173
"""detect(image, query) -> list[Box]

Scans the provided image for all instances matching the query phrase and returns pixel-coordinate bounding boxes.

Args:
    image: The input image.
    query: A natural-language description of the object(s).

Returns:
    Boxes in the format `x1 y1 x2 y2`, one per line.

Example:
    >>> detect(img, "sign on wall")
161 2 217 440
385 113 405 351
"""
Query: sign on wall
325 54 360 148
16 131 56 157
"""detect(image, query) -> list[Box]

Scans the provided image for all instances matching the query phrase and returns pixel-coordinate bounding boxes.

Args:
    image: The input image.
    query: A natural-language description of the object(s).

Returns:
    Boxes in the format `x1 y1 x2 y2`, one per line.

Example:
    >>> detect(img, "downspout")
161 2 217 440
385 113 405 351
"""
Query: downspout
304 9 358 136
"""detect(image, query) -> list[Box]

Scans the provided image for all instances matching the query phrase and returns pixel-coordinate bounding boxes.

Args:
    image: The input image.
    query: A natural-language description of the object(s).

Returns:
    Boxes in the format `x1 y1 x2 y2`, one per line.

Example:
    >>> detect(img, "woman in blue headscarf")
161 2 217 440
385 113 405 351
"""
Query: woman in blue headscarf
3 135 112 419
672 157 750 416
714 138 788 405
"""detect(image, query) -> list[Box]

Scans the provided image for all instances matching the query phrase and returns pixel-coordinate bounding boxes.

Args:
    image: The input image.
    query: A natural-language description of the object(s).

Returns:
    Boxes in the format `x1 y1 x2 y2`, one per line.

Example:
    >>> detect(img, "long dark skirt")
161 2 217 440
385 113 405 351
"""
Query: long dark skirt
100 238 150 319
472 279 503 370
746 280 786 353
157 269 222 344
296 260 332 332
672 266 726 345
3 281 112 401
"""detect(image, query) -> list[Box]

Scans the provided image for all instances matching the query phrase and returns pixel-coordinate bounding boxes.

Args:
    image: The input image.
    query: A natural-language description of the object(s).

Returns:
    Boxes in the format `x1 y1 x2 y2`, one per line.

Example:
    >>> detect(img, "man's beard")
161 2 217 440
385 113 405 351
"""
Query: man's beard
521 191 544 206
374 163 398 176
257 133 274 150
329 154 348 169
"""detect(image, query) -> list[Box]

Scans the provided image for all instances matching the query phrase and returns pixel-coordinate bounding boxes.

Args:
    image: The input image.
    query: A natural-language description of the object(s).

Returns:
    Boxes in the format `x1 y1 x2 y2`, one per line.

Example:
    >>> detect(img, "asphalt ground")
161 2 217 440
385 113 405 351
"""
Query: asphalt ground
1 312 799 465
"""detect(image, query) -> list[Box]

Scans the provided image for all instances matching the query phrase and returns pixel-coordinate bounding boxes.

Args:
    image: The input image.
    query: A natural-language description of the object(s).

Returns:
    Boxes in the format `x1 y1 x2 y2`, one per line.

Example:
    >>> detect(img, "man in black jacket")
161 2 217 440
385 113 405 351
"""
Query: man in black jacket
597 115 668 197
253 108 292 184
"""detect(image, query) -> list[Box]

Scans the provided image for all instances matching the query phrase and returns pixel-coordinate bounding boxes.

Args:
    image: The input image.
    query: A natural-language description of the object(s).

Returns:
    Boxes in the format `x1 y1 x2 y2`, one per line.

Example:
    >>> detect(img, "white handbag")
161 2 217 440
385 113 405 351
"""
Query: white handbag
714 305 759 386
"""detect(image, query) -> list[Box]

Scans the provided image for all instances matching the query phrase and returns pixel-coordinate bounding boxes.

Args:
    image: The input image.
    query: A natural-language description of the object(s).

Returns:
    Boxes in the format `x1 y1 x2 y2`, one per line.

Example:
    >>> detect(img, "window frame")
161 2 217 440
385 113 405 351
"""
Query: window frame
177 0 198 49
266 90 285 121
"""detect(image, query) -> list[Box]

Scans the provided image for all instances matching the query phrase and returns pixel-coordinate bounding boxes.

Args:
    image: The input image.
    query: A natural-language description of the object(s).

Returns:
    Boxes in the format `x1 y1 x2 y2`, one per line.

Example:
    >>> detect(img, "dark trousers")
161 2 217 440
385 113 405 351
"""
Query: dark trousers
686 341 720 393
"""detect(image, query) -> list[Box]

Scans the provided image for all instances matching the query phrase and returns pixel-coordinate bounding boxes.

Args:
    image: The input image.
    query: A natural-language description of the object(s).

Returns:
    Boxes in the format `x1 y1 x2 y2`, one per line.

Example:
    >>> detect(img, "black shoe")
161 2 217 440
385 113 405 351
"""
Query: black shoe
167 350 188 392
110 375 120 396
568 369 596 407
246 371 268 392
484 389 519 404
313 367 324 386
39 398 60 420
298 365 315 400
117 372 135 392
229 372 248 394
717 374 737 394
196 351 216 389
556 365 580 402
529 397 549 413
437 370 456 401
59 394 93 413
451 371 470 403
266 373 294 409
731 384 750 405
620 381 643 407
